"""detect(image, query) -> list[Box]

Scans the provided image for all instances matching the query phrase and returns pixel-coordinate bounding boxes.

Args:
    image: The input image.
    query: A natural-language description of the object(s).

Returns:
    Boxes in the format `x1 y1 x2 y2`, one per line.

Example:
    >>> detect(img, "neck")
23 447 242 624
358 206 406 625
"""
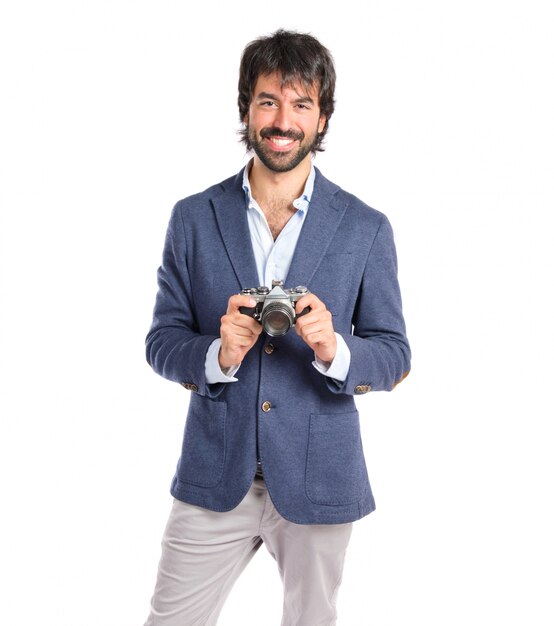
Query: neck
249 155 312 204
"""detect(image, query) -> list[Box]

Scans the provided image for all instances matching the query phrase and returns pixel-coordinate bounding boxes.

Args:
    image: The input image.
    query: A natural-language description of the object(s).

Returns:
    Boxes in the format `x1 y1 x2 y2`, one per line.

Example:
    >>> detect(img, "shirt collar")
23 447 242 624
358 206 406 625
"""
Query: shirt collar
242 159 316 213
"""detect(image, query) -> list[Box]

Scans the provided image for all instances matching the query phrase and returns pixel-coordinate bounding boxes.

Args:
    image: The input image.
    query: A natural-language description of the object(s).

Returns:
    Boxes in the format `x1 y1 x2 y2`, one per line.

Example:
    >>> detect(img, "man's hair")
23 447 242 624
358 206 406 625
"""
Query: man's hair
238 29 336 152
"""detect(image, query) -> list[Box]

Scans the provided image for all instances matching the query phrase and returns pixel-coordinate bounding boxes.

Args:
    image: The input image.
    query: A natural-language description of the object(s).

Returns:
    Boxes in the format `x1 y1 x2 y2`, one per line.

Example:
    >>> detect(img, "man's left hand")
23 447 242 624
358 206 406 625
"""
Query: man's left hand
294 293 337 364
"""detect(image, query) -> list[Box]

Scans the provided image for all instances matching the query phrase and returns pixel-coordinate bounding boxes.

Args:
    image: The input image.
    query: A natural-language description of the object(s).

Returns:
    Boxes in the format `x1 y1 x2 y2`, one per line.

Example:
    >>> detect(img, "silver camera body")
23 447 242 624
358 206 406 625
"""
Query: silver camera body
239 280 310 337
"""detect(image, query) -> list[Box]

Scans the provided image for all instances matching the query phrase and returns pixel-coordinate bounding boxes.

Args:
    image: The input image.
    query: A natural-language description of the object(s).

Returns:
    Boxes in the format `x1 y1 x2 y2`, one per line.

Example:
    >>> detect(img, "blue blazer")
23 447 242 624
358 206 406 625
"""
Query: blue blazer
146 167 410 525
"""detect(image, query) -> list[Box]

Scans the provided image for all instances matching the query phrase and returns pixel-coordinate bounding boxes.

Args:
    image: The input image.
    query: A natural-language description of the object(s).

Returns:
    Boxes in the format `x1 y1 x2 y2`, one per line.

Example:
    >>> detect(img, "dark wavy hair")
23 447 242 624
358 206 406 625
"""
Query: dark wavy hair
238 29 336 152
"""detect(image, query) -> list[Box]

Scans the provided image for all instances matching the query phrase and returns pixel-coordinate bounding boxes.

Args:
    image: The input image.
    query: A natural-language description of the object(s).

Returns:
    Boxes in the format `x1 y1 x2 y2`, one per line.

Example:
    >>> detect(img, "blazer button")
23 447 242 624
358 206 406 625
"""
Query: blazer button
181 382 199 392
261 401 272 412
354 384 371 394
264 343 275 355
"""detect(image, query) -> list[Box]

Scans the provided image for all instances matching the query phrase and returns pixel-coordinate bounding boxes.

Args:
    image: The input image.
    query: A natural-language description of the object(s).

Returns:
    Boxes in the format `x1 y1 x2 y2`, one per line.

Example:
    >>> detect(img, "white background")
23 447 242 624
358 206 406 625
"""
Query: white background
1 1 553 625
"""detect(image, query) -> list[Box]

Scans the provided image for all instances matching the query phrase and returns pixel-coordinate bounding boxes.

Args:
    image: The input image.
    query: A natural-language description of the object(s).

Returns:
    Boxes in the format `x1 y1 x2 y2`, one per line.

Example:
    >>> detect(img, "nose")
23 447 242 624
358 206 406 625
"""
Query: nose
274 104 293 131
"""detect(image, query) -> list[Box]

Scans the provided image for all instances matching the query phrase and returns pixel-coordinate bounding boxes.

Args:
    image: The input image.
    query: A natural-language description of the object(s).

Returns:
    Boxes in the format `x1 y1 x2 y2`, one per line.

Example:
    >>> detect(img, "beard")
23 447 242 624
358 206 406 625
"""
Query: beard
248 125 320 173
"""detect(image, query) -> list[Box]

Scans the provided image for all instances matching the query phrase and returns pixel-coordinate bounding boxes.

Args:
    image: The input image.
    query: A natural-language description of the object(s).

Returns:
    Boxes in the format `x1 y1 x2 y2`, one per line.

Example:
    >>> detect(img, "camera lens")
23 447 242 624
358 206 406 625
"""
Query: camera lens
261 303 294 337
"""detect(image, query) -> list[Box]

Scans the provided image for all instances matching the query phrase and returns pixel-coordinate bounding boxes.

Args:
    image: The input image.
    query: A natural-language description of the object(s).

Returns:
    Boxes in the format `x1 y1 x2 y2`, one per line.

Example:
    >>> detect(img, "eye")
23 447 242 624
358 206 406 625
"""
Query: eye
259 100 276 107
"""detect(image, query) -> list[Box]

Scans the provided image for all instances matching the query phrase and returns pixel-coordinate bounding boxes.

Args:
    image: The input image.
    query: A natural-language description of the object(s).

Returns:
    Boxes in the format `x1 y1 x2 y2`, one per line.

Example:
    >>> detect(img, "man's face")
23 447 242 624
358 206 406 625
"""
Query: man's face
245 73 326 173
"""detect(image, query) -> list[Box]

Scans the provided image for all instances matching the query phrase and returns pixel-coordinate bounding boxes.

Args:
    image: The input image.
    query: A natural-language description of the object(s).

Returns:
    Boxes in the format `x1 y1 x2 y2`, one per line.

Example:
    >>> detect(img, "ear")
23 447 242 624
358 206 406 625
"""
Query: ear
318 114 326 134
243 113 249 126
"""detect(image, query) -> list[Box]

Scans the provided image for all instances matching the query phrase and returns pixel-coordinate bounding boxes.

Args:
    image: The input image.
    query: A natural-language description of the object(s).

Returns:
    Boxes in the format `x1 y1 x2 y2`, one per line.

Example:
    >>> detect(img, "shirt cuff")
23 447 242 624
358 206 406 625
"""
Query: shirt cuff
312 333 351 382
205 338 240 384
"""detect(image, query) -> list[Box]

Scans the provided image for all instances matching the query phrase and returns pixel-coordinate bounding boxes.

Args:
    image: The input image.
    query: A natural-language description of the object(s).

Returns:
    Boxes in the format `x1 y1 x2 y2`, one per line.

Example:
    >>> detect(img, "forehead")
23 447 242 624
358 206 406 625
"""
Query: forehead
252 72 320 102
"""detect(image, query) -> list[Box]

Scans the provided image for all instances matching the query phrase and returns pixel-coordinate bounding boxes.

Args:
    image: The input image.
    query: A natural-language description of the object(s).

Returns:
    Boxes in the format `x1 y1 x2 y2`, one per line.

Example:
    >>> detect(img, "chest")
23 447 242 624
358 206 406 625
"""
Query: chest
260 199 297 240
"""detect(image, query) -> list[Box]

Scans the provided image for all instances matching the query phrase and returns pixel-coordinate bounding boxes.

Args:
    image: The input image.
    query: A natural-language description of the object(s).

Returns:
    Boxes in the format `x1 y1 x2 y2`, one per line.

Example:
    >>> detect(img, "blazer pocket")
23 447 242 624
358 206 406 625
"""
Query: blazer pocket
306 411 366 506
177 397 227 488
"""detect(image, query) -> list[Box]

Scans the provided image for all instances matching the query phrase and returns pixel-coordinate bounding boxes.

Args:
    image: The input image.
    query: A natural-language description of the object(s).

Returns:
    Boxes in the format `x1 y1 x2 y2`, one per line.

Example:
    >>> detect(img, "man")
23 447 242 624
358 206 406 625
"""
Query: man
144 29 410 626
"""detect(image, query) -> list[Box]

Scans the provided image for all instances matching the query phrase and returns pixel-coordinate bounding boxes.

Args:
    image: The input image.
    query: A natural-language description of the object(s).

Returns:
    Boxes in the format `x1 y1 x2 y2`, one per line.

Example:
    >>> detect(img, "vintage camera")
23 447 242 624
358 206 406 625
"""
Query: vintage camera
239 280 311 337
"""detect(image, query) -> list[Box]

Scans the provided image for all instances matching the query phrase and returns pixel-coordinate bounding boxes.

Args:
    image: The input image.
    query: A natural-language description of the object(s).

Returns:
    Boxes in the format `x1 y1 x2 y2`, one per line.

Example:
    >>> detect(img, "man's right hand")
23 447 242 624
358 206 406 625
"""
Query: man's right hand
219 294 263 370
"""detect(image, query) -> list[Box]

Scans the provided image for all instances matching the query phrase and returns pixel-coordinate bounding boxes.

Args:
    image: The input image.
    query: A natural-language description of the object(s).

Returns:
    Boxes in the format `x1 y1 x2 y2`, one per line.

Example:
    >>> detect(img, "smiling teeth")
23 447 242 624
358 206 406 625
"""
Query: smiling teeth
271 138 293 146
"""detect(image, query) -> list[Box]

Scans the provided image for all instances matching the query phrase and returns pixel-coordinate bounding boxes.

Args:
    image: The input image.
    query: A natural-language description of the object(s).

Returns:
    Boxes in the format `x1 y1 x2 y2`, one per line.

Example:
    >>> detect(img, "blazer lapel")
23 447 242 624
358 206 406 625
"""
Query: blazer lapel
286 168 347 288
211 170 260 289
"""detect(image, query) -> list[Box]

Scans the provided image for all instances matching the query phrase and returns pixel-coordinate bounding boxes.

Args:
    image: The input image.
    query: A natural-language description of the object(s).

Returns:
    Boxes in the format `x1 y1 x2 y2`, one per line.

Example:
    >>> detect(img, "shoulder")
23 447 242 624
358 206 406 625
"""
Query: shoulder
313 167 389 229
172 169 244 215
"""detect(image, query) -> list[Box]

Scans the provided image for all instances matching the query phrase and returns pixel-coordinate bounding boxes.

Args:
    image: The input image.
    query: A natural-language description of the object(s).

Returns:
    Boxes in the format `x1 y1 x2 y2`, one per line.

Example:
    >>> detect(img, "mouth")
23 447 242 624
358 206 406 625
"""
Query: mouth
265 136 296 151
260 128 304 153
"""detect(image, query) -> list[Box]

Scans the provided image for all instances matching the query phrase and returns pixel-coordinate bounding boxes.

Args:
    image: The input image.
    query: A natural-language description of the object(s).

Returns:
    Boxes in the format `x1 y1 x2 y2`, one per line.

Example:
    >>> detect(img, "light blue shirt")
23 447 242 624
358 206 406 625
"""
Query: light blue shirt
205 161 351 384
244 161 315 287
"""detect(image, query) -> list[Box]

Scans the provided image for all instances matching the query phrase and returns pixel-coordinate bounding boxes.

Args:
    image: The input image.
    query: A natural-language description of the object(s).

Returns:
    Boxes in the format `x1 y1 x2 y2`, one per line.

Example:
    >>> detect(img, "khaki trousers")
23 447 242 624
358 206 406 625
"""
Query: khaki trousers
144 476 353 626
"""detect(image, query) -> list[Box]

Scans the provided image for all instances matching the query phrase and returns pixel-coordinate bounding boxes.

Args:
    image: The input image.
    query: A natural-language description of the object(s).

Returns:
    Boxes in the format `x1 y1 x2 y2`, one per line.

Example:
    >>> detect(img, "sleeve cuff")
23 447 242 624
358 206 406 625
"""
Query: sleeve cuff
205 338 240 384
312 333 351 382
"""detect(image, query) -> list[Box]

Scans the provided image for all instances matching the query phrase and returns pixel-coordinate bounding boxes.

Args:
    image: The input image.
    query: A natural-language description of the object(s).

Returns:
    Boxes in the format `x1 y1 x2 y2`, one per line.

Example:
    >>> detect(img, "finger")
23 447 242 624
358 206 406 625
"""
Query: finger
295 308 332 332
228 335 258 348
222 324 255 339
295 293 324 314
297 324 331 344
229 311 264 333
227 294 257 314
222 317 260 338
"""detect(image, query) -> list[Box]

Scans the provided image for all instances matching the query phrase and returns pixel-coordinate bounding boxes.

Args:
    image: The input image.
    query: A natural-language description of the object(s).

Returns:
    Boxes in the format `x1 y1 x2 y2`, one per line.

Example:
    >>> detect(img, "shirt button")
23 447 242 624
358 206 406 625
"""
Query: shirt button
261 401 272 412
264 343 275 355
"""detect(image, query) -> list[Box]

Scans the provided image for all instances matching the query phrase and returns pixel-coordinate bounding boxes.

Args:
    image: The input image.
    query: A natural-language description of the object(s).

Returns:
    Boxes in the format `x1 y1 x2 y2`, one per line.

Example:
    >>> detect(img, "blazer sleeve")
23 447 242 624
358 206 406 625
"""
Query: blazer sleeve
325 215 411 395
145 203 224 398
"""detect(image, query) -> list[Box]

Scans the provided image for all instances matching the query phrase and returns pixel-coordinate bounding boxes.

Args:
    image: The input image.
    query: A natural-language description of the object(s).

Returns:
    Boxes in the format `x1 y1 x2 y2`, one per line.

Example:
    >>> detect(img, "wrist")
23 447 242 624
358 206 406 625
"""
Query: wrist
315 339 337 364
218 348 239 371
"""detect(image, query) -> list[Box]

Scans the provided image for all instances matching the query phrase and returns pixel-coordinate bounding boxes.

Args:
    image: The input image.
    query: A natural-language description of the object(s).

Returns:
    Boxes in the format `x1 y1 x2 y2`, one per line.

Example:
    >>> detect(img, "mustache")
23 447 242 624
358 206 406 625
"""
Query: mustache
260 127 304 142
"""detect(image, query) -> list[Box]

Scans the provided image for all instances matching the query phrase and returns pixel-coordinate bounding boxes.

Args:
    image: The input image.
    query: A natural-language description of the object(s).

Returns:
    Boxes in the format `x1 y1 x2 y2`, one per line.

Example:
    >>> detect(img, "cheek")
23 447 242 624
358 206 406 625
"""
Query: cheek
248 111 266 131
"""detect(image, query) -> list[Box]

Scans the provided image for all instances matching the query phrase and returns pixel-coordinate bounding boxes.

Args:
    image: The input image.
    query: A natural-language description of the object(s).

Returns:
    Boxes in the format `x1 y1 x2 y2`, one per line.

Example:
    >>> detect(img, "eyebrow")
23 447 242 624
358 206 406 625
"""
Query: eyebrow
255 91 315 105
